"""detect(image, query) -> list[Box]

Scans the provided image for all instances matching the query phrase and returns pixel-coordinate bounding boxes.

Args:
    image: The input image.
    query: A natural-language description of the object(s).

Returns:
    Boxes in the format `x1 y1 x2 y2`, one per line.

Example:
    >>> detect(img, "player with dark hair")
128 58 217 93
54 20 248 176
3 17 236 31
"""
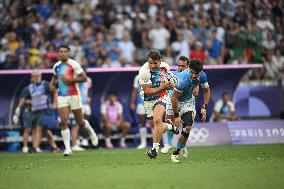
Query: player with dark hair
170 58 211 163
50 44 98 156
161 56 198 157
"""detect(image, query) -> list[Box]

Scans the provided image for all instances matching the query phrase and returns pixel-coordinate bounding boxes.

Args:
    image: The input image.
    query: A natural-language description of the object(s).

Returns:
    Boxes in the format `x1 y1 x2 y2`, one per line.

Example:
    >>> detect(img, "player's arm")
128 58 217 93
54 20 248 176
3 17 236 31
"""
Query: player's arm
130 87 138 110
192 86 199 97
171 90 183 127
50 75 58 92
61 71 87 84
201 86 211 122
141 82 172 96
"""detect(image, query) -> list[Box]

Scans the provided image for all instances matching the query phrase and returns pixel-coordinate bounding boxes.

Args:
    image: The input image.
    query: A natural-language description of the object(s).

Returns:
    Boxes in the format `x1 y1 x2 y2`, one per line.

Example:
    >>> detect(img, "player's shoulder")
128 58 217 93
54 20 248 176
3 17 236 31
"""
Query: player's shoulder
53 61 61 69
179 69 190 78
160 61 170 72
200 71 207 78
67 58 80 66
139 63 150 74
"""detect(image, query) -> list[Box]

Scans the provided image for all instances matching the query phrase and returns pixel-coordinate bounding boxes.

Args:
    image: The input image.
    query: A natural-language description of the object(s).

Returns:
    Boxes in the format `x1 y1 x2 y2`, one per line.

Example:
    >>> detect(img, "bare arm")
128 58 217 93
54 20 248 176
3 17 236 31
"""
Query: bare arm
141 82 172 96
130 87 138 110
61 72 87 85
171 90 183 127
201 87 211 122
192 86 199 97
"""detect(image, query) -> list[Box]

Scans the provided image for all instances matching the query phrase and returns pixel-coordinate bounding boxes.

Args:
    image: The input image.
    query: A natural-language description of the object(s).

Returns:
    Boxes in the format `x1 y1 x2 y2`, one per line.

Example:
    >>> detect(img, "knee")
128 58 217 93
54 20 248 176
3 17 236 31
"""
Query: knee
76 119 85 127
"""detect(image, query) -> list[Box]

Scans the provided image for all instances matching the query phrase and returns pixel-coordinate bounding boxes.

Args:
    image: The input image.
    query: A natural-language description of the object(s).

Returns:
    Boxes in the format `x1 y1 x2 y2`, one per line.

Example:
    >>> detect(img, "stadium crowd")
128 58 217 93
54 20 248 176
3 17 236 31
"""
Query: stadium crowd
0 0 283 80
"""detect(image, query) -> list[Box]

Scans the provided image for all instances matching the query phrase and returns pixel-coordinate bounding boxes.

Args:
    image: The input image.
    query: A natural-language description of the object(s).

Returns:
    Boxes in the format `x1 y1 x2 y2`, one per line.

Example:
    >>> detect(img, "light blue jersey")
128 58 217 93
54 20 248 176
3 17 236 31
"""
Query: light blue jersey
174 69 208 102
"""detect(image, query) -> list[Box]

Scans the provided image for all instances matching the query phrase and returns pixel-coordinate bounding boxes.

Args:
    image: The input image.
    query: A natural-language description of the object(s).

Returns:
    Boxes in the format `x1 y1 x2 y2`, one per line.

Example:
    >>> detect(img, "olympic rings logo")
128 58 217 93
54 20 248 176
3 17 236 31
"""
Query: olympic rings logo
188 128 209 143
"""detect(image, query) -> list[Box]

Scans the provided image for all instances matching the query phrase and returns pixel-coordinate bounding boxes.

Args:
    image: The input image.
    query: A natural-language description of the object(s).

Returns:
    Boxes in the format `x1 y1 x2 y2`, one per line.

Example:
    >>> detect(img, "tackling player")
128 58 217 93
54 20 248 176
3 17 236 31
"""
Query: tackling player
170 58 210 163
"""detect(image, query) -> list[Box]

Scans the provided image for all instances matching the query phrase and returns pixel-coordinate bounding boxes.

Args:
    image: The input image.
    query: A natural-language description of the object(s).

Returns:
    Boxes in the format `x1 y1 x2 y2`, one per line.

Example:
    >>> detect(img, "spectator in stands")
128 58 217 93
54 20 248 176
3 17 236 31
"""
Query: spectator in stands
190 41 207 64
211 92 238 122
101 91 130 149
148 19 170 54
207 29 224 64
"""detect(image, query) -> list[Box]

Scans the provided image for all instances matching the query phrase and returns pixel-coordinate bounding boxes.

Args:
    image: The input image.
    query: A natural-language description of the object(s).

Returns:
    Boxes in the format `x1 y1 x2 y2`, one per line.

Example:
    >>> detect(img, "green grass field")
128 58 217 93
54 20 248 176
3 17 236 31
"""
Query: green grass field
0 144 284 189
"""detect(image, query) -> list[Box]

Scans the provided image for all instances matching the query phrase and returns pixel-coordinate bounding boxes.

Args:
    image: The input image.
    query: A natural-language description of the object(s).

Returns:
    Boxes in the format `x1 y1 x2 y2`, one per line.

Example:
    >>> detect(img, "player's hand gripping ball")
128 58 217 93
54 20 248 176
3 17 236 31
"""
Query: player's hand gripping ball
165 72 179 88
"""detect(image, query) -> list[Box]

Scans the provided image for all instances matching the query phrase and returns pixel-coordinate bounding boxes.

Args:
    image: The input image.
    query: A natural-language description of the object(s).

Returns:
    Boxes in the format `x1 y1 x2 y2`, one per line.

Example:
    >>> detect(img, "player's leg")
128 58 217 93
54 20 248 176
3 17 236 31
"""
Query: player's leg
58 105 72 155
137 103 147 149
22 112 32 153
34 125 43 152
118 121 130 148
161 114 175 154
70 125 85 151
171 111 194 163
45 129 59 153
22 128 31 153
80 105 91 147
103 121 113 149
146 101 167 158
71 96 98 147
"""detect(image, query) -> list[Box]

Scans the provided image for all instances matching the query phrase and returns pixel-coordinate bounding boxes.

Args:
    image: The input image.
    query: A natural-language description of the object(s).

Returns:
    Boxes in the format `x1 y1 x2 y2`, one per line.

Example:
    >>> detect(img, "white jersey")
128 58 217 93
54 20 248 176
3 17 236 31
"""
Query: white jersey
53 58 83 96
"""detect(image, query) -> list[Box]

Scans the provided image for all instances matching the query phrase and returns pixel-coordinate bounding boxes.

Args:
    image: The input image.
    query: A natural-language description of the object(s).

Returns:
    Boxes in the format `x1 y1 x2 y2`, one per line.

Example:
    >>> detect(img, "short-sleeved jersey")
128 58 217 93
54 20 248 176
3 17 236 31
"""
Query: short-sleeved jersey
53 58 83 96
133 75 144 105
138 62 170 101
174 70 209 102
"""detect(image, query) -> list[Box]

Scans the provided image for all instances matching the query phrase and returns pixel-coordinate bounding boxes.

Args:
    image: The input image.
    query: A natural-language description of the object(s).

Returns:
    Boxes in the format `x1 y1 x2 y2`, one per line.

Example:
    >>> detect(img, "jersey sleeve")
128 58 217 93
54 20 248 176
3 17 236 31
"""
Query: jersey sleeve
52 63 58 75
200 71 209 88
138 67 151 85
71 60 84 75
174 71 186 93
20 87 30 99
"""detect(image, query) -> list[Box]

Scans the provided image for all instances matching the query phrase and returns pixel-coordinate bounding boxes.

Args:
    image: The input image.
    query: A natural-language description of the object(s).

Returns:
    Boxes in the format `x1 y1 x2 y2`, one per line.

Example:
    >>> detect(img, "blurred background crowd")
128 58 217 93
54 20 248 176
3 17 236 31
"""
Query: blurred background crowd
0 0 283 81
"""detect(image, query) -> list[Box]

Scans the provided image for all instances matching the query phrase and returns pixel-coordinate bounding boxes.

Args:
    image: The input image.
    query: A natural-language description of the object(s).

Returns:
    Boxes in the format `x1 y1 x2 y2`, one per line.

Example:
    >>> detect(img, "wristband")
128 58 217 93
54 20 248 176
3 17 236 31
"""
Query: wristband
202 104 207 109
174 113 179 118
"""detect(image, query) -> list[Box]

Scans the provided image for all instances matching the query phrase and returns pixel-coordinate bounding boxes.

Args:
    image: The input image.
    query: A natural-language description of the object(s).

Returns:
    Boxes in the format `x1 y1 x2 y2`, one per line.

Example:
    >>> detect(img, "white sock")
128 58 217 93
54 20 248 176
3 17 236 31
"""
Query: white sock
83 120 95 136
105 137 111 143
61 128 71 151
140 127 147 144
152 143 160 152
121 137 125 143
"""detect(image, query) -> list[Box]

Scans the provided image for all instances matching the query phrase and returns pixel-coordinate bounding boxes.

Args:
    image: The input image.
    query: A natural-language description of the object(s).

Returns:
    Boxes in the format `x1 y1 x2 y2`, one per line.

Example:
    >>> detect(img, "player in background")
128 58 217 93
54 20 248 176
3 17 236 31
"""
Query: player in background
50 44 98 156
161 56 199 158
67 66 93 151
138 49 179 159
170 58 211 163
130 74 148 149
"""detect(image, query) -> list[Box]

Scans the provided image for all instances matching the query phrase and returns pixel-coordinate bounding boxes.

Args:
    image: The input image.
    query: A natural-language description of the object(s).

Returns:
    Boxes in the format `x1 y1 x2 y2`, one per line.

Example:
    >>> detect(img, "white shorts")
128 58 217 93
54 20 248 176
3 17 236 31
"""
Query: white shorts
144 95 169 119
166 98 196 116
136 103 146 115
82 104 91 116
57 95 82 110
